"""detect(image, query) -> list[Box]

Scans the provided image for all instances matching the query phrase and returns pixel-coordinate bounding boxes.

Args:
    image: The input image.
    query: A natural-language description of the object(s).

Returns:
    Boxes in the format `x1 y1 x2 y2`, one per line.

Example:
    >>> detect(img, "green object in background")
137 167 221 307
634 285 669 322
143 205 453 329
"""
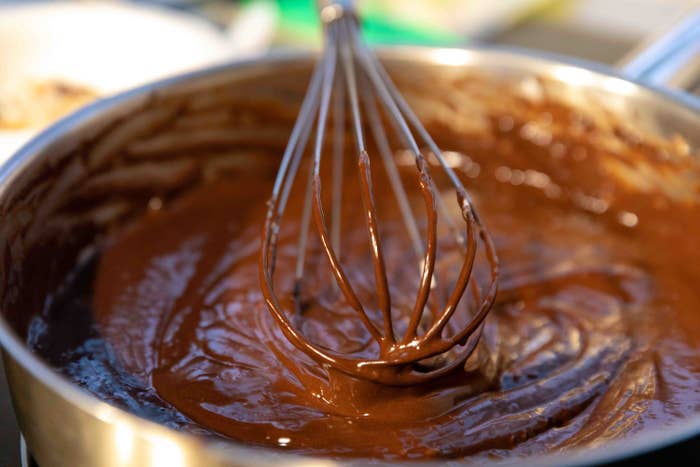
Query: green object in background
274 0 462 46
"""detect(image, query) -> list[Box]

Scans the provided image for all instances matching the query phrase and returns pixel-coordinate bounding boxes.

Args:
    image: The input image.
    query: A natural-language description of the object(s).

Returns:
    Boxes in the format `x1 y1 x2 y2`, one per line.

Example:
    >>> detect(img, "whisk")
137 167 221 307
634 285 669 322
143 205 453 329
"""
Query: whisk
259 0 499 386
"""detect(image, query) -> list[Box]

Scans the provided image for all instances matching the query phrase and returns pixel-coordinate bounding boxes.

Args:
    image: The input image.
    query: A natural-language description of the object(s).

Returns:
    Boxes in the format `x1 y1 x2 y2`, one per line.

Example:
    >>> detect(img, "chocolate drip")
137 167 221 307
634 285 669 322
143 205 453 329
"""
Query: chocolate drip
259 13 499 386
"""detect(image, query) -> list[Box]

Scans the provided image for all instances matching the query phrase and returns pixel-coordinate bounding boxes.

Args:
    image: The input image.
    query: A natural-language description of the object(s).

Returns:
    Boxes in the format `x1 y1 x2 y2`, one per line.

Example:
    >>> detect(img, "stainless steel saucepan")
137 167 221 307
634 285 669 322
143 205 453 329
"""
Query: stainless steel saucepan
1 10 700 467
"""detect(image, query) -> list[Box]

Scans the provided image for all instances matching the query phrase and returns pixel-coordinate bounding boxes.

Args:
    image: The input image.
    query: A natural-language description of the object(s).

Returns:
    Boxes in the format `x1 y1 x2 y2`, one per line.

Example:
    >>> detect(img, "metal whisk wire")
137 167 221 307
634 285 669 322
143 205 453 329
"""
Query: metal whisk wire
259 0 499 386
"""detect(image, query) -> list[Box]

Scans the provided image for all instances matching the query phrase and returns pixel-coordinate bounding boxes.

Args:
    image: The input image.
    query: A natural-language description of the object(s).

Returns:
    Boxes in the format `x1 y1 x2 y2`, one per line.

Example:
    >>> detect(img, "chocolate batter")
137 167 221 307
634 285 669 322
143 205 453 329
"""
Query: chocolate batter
27 85 700 461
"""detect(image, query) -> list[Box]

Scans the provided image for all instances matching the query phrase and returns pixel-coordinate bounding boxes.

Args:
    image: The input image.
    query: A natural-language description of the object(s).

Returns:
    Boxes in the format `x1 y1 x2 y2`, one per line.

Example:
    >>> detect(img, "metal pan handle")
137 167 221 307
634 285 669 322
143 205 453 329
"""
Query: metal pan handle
618 9 700 91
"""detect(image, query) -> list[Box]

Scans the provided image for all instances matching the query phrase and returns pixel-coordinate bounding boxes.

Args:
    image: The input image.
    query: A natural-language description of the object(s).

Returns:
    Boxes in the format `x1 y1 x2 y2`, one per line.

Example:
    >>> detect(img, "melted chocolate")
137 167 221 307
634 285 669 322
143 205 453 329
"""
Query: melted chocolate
29 102 700 460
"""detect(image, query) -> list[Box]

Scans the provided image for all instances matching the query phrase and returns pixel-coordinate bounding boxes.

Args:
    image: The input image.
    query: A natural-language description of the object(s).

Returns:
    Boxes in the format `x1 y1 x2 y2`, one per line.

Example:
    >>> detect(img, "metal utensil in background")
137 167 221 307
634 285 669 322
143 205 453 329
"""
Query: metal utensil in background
619 8 700 92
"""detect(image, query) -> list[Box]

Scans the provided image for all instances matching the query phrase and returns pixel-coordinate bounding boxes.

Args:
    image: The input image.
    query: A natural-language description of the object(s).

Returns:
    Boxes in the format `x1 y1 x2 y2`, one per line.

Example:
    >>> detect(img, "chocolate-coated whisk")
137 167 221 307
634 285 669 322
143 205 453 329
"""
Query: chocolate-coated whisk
259 0 499 386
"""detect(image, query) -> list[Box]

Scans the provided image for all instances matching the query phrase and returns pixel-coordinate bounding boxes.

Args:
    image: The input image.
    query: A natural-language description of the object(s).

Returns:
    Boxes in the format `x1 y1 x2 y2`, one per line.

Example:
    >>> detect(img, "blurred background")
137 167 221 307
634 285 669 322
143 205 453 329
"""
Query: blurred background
0 0 699 465
1 0 699 159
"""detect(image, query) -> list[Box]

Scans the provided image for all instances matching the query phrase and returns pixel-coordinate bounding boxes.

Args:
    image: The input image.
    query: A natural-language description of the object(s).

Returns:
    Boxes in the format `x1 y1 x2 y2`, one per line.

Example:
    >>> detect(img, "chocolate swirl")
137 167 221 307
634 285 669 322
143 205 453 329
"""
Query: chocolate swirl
23 72 700 460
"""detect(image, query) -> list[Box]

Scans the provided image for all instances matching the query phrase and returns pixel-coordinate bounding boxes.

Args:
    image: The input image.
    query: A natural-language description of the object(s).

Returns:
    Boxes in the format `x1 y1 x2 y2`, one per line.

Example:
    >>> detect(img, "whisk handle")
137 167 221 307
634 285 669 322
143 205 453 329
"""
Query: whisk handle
317 0 356 23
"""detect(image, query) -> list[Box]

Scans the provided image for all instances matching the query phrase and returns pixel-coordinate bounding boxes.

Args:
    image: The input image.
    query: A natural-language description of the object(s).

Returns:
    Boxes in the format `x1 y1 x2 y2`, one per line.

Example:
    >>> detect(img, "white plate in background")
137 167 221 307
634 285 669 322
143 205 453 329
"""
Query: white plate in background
0 1 237 161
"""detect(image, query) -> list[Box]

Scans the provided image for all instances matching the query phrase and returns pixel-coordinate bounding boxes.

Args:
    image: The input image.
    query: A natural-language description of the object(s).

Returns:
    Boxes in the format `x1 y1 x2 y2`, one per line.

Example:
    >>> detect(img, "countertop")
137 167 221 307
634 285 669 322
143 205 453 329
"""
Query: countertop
0 357 19 467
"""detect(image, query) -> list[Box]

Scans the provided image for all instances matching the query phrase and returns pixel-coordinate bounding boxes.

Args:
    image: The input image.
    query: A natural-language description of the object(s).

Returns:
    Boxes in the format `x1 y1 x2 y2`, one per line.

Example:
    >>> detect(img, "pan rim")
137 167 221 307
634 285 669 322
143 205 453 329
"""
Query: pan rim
1 44 699 466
